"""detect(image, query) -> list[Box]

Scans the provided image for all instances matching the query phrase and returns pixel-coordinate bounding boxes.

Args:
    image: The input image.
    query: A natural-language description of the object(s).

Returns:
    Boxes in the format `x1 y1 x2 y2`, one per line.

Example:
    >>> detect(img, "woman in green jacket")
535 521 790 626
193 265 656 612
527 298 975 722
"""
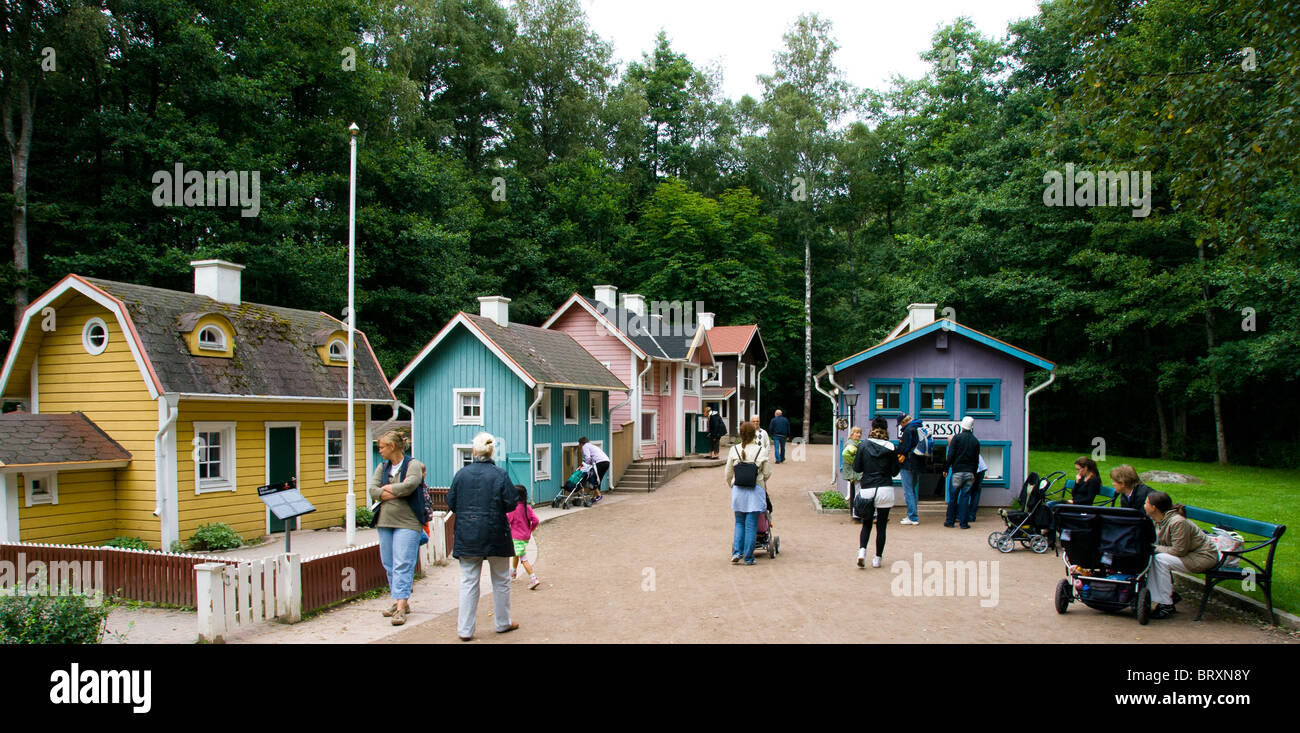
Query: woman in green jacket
1144 490 1220 619
842 426 864 521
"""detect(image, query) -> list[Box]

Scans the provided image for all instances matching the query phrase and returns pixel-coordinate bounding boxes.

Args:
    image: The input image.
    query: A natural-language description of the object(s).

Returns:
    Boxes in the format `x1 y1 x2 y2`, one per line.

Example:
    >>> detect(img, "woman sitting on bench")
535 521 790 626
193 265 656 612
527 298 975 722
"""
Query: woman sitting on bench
1144 490 1220 620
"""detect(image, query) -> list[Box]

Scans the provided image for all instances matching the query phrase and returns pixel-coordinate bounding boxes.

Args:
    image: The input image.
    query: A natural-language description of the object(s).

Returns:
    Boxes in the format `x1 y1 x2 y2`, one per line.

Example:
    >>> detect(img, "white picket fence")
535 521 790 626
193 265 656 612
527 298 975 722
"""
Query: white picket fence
195 554 301 643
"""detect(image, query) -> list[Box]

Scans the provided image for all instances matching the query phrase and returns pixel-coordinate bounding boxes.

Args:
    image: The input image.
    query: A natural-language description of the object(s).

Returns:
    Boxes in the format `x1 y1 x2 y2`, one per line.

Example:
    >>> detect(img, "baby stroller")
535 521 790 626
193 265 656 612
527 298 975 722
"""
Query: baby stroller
754 495 780 559
988 471 1064 553
1051 503 1157 624
551 465 598 510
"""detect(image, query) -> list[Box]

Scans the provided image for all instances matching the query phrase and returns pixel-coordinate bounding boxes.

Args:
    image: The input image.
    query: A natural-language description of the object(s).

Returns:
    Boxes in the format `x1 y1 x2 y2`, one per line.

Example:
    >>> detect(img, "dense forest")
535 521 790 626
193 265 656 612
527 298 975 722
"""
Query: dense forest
3 0 1297 465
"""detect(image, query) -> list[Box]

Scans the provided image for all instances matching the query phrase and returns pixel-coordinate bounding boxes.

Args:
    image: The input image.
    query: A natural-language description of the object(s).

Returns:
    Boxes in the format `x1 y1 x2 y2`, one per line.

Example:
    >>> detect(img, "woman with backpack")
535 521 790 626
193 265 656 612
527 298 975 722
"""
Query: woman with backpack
851 418 903 568
367 430 427 626
725 421 772 565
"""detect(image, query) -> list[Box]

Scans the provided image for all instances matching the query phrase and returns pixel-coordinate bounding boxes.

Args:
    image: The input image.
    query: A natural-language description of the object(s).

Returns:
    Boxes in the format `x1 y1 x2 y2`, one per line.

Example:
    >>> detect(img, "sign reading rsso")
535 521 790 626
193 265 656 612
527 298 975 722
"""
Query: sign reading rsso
922 421 961 439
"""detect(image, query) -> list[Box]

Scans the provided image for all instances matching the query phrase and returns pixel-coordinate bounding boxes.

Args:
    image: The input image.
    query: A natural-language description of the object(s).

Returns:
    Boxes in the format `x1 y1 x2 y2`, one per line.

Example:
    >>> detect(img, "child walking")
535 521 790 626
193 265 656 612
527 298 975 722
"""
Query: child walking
506 485 541 590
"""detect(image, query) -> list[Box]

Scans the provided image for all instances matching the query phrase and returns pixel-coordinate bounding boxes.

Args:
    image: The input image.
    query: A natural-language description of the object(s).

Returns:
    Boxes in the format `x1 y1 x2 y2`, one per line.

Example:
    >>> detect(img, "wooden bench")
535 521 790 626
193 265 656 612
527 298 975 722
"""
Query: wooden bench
1181 505 1286 625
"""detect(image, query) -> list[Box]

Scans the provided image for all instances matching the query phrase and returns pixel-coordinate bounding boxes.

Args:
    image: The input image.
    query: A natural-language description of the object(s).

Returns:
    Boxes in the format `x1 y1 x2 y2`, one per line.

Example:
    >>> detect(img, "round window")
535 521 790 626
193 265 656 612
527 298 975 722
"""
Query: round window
82 317 109 355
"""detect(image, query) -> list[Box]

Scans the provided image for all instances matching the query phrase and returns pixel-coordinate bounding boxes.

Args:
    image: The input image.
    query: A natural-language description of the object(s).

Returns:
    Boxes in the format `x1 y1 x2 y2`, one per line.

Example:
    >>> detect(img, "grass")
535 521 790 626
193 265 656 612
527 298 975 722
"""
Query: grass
1029 450 1298 617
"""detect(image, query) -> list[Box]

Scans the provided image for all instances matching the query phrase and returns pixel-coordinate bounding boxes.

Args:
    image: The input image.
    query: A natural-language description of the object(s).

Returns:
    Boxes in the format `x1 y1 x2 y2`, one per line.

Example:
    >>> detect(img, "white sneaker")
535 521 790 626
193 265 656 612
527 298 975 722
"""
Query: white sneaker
872 556 882 568
900 518 918 525
856 548 865 567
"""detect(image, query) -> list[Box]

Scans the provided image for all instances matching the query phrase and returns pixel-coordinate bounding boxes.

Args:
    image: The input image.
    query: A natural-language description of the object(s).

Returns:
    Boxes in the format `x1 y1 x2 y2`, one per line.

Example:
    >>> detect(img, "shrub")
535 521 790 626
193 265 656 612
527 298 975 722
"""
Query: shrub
186 523 243 552
103 536 149 551
351 507 374 527
0 594 109 644
819 490 849 509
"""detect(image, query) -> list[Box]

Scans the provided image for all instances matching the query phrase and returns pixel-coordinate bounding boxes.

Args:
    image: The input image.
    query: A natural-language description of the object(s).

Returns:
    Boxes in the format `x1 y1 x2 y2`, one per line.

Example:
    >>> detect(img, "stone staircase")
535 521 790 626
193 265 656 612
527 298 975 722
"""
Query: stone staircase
616 455 724 492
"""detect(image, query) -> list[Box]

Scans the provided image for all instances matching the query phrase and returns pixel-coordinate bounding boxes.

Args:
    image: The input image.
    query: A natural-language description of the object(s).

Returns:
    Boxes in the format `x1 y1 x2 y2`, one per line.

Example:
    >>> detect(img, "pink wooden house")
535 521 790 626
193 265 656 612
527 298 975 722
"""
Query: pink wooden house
542 286 715 459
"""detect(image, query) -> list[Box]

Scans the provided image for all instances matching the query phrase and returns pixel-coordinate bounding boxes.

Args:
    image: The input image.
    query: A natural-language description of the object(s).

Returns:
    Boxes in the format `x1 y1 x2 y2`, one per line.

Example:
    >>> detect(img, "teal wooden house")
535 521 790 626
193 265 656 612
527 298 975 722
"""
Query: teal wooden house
390 297 629 503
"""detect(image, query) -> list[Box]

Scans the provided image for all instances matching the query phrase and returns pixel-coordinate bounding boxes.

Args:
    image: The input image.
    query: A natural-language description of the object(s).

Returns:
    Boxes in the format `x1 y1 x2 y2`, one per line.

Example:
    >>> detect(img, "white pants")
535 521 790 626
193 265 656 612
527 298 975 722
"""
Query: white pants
1149 552 1187 605
458 556 512 638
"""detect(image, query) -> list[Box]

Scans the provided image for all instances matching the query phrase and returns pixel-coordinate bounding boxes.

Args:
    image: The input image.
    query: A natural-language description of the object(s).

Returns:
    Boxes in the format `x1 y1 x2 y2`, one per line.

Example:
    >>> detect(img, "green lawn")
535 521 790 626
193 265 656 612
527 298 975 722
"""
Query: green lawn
1028 450 1297 617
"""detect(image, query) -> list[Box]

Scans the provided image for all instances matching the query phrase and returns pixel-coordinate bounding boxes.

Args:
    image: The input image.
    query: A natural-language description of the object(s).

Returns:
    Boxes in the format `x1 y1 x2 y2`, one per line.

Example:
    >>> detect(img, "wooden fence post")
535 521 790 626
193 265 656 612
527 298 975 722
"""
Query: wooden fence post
276 553 302 624
429 513 448 566
195 563 227 643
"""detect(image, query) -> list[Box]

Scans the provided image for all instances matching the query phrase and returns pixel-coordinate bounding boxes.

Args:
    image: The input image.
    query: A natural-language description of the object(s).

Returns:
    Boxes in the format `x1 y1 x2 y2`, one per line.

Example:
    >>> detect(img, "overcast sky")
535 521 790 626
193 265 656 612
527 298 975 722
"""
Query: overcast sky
583 0 1043 101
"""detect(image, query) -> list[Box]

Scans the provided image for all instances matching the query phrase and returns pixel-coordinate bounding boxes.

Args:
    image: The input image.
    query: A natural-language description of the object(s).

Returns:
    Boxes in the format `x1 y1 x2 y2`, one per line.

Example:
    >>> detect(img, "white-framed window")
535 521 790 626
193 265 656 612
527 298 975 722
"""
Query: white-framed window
197 325 226 351
533 444 552 481
328 338 349 361
588 393 602 423
563 390 579 424
453 388 484 425
738 400 746 422
193 422 237 493
749 365 756 385
82 317 109 356
642 365 655 395
750 400 756 419
324 421 347 481
453 445 474 474
534 388 550 425
640 411 657 443
661 364 672 394
704 366 722 386
683 365 696 392
23 472 57 506
737 362 746 387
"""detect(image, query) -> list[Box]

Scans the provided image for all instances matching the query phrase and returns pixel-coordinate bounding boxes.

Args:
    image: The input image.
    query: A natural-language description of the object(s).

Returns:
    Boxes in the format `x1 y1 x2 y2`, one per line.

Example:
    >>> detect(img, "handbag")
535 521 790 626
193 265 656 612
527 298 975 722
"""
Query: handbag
731 445 760 488
1207 527 1244 567
854 485 878 517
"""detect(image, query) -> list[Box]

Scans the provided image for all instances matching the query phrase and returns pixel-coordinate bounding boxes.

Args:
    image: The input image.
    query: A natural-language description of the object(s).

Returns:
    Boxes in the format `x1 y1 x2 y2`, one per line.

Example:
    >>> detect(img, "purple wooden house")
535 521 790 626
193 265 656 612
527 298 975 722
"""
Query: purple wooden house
820 304 1056 506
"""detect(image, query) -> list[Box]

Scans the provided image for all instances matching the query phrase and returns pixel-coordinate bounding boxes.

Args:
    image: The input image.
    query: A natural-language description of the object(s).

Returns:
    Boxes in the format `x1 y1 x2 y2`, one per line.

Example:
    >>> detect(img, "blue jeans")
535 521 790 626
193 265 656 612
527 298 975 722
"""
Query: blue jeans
377 527 422 600
946 472 975 526
900 468 918 522
773 436 786 463
732 511 760 562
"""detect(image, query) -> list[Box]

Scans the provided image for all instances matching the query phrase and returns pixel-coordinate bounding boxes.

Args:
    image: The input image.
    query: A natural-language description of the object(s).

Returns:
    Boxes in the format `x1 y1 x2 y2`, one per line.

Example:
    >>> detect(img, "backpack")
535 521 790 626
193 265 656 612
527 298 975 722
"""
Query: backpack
912 425 933 459
731 444 760 489
372 456 434 526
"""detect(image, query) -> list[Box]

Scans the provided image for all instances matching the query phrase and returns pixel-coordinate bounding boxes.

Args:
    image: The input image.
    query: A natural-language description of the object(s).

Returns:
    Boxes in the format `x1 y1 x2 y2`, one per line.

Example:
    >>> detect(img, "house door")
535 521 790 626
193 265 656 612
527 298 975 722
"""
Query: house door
267 425 298 533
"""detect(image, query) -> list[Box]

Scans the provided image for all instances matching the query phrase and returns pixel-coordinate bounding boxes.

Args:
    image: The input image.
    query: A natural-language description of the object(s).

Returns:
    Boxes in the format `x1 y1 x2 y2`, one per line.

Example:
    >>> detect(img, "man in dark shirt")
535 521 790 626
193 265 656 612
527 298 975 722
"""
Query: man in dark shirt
943 416 981 529
1111 464 1153 511
768 410 791 464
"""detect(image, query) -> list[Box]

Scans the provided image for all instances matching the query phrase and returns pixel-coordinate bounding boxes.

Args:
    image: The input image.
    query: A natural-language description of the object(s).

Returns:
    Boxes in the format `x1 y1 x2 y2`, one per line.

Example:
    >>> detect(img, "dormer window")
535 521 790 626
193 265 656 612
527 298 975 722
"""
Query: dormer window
198 325 226 351
328 339 349 362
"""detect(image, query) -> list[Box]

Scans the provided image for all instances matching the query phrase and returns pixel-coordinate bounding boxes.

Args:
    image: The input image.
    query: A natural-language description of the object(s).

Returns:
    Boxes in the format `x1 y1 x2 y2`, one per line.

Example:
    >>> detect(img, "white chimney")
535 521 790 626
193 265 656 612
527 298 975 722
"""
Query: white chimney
593 284 618 310
621 293 646 317
698 312 715 331
907 303 937 331
478 296 510 327
191 260 245 305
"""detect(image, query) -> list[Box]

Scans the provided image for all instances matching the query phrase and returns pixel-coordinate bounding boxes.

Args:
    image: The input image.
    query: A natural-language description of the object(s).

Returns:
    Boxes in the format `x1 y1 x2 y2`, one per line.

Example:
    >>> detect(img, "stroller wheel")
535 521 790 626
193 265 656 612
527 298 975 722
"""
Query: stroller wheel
1054 578 1071 614
562 500 570 510
987 531 1004 549
1030 535 1050 554
773 537 780 557
997 536 1015 554
1137 587 1151 625
583 498 593 508
551 498 560 508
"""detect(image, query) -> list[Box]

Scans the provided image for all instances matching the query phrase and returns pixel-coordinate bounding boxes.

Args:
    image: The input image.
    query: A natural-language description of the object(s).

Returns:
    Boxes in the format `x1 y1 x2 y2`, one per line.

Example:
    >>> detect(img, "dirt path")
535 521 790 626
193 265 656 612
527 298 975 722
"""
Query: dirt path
394 446 1294 644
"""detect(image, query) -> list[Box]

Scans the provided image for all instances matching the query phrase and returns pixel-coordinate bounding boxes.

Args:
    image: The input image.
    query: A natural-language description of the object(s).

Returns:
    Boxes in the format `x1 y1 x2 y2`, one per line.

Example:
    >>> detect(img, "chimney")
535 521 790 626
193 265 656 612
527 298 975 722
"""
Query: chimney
191 260 245 305
621 293 646 317
478 296 510 327
907 303 937 332
698 312 715 331
593 284 618 310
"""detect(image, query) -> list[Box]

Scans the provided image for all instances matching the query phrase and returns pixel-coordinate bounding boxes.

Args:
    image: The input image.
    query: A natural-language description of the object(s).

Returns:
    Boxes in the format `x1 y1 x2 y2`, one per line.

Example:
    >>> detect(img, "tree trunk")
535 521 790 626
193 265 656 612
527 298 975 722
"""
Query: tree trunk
1198 242 1228 465
3 79 35 334
802 228 812 443
1154 391 1170 459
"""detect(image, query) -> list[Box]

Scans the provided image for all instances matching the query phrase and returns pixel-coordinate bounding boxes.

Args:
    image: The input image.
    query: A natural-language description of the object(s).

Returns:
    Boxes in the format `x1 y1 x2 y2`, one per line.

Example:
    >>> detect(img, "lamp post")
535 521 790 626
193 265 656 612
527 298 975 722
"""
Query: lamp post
843 387 859 429
345 123 359 547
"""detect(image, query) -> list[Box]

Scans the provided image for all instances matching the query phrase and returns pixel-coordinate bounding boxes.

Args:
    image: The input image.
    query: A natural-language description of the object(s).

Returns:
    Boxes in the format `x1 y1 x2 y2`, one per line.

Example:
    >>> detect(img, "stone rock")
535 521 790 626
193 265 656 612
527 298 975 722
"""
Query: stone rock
1139 470 1205 485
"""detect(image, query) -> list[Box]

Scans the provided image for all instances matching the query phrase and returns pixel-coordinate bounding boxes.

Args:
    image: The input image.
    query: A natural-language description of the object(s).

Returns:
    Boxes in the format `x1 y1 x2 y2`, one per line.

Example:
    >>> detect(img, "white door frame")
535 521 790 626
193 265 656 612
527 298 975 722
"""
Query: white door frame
264 421 302 534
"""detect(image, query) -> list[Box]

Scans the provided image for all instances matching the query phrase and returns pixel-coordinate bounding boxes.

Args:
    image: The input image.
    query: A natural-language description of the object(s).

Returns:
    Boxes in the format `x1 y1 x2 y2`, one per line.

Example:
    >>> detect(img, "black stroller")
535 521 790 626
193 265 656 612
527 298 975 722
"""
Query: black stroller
988 471 1065 554
1052 503 1158 624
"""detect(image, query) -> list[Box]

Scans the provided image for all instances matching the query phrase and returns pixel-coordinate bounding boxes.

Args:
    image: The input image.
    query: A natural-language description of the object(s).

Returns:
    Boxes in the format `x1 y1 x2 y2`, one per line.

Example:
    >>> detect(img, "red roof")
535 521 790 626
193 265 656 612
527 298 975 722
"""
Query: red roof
706 325 758 355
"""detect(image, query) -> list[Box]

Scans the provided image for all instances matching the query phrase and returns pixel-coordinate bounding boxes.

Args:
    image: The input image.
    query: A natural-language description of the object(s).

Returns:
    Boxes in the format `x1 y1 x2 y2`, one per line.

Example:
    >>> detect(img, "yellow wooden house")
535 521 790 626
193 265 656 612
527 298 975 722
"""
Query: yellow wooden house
0 260 395 549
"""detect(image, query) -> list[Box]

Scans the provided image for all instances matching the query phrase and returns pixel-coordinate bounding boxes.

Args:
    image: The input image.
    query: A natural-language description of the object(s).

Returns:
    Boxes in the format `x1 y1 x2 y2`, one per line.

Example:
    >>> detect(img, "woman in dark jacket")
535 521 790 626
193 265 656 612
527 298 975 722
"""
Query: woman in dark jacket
1069 456 1101 505
447 432 520 641
851 417 903 568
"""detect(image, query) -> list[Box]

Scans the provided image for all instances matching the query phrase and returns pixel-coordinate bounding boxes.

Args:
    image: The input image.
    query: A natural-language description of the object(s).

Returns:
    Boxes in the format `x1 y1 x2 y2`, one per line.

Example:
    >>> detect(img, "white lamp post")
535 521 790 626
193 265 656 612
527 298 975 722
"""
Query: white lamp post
345 123 360 547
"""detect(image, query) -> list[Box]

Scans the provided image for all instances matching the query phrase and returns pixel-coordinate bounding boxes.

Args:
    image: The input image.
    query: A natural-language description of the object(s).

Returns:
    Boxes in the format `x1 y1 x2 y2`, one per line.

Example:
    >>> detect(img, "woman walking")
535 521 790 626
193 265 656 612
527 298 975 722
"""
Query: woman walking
725 421 772 565
851 418 903 568
447 432 521 641
367 430 426 626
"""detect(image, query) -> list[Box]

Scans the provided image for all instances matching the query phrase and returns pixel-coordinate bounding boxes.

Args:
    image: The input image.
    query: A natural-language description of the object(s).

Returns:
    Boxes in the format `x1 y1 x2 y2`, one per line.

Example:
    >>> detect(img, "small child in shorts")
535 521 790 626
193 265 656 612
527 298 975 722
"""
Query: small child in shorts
506 485 541 590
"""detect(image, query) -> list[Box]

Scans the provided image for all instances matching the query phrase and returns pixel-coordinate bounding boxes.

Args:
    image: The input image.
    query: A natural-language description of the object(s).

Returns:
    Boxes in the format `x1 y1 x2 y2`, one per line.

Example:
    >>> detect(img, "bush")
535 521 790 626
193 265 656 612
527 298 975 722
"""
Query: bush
0 594 109 644
103 536 149 551
351 507 374 527
819 490 849 509
185 523 243 552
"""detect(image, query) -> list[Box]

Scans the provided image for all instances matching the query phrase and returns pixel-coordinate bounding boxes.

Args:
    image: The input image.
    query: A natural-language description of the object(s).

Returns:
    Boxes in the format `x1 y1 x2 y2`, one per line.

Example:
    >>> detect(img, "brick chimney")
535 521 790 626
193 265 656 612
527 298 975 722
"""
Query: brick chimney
621 293 646 317
478 296 510 327
191 260 245 305
593 285 618 310
907 303 937 331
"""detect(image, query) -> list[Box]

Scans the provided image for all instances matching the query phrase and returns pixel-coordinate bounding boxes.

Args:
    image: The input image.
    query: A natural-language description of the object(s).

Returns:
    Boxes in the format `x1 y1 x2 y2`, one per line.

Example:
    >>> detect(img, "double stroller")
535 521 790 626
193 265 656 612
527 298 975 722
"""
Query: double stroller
1052 503 1158 624
551 464 599 510
988 471 1065 553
